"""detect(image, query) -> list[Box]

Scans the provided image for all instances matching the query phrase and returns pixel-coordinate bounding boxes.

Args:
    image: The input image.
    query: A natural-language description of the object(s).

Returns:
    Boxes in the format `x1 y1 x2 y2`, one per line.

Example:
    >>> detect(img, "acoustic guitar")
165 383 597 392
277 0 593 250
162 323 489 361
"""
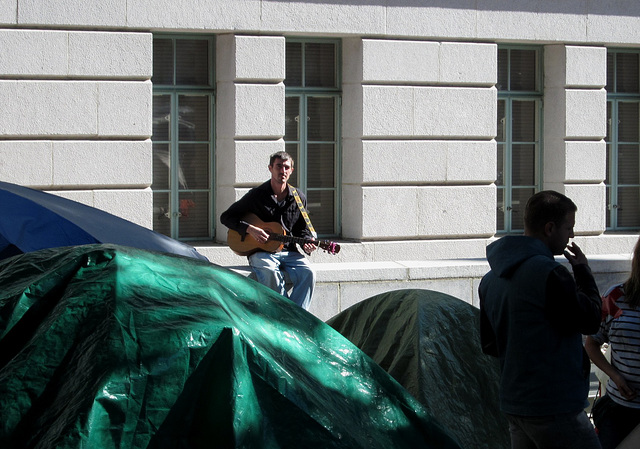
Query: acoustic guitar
227 213 341 256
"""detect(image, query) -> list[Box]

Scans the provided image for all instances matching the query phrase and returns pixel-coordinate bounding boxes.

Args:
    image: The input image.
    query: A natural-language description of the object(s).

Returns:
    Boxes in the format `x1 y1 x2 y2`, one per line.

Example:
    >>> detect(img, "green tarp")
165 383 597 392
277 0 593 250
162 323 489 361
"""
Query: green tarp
327 289 509 449
0 245 461 449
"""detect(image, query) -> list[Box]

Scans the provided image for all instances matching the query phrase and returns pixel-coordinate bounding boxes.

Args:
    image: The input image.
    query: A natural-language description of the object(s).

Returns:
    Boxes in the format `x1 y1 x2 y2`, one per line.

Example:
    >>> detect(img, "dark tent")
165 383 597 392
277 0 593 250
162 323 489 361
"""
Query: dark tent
327 289 509 449
0 245 461 449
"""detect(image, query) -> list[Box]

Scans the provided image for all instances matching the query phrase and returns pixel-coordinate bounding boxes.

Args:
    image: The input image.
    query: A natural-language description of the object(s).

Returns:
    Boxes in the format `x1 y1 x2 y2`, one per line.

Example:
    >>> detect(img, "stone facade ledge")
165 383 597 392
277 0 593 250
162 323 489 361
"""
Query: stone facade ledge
227 254 631 284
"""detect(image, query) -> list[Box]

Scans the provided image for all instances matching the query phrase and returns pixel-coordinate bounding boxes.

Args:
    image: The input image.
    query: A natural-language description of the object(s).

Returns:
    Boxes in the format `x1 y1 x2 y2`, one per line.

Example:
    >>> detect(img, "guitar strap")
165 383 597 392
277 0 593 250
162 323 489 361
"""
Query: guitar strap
289 185 317 238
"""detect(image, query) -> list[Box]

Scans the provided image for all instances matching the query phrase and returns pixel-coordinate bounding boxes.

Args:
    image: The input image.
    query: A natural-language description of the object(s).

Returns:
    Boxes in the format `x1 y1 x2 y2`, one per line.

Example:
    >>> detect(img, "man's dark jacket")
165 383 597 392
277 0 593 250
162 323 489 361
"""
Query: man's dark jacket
220 181 313 253
479 236 601 416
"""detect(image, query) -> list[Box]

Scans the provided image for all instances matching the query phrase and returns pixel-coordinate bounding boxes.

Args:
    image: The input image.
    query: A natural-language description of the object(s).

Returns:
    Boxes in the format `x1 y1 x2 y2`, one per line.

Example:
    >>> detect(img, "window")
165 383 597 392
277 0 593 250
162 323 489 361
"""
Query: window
152 36 214 240
606 50 640 230
496 47 543 232
285 39 341 236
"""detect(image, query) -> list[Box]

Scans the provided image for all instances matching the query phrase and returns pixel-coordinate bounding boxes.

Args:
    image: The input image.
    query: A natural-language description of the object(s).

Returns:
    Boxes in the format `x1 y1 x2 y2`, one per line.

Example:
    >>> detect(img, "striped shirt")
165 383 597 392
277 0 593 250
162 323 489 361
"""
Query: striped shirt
591 284 640 408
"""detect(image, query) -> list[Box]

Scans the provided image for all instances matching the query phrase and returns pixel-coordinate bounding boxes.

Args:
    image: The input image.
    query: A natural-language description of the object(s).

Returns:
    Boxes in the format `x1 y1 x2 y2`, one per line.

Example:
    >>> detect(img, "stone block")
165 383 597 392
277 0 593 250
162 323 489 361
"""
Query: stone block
341 83 364 139
544 45 568 89
361 140 495 184
341 137 364 184
404 279 476 305
18 0 127 27
0 30 68 77
215 186 246 241
564 141 606 182
216 34 236 83
401 259 488 280
93 188 153 228
0 0 16 24
362 140 446 183
308 283 340 321
476 3 587 43
362 85 414 137
260 1 385 35
215 81 235 140
339 282 392 311
565 89 607 139
48 187 153 228
368 238 489 261
386 1 476 39
543 86 567 140
0 141 53 186
362 85 496 138
222 140 284 185
587 4 640 45
472 278 482 308
0 80 149 138
413 86 496 138
564 183 606 235
0 81 97 136
234 83 285 138
342 37 363 85
217 34 285 83
52 140 151 187
341 184 364 239
417 185 495 237
97 81 152 137
49 189 94 206
127 0 261 30
362 39 439 84
439 42 497 86
446 140 496 183
545 44 606 88
237 36 285 82
565 46 607 88
361 186 418 238
68 31 152 79
216 186 251 229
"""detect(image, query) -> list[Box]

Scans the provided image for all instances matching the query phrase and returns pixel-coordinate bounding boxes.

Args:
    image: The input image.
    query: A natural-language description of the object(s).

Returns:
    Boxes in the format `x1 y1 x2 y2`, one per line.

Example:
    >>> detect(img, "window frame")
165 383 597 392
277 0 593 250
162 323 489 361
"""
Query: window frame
496 45 544 234
606 48 640 231
151 34 216 241
285 38 342 237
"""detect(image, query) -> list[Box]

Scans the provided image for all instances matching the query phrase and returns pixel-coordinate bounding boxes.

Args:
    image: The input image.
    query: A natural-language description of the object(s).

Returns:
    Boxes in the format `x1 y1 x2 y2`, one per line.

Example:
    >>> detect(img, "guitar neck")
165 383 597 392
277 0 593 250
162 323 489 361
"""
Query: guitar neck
268 232 314 246
268 232 340 254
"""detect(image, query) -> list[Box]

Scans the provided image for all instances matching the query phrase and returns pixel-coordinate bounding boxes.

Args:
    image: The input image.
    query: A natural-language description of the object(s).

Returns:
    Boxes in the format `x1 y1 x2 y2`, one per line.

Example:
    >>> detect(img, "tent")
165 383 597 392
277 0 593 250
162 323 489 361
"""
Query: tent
0 181 207 261
0 245 460 449
327 289 509 449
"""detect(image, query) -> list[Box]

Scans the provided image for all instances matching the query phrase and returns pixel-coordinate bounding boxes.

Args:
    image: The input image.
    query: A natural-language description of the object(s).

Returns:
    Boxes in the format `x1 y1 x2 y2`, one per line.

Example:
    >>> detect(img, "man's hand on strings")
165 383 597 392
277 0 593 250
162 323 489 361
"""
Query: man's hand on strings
303 243 317 255
247 225 270 244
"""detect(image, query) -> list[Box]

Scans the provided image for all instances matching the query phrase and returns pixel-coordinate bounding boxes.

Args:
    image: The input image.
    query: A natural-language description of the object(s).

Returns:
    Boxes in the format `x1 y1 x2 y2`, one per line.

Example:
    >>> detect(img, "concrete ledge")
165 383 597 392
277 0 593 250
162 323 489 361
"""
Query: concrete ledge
223 254 631 321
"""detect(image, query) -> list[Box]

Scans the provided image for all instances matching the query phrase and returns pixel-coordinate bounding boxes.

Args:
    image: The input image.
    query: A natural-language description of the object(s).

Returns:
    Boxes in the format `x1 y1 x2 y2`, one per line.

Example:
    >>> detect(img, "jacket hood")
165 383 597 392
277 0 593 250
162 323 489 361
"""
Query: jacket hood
485 235 554 278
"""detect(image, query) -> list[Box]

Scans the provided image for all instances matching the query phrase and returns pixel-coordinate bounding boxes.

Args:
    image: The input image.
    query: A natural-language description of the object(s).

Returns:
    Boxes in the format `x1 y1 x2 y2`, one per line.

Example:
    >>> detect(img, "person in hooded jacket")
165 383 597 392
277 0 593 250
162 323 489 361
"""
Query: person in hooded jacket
479 190 602 449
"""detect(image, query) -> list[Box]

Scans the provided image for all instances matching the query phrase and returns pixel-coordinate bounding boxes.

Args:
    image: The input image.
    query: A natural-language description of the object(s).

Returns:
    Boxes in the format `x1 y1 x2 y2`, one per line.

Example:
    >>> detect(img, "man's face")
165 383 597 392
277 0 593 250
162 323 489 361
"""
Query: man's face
548 211 576 255
269 158 293 185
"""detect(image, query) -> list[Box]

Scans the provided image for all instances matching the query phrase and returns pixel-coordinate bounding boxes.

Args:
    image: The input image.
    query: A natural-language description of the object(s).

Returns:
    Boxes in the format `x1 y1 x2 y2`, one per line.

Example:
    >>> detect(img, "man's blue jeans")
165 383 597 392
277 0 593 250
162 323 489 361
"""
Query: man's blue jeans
506 410 601 449
248 251 316 310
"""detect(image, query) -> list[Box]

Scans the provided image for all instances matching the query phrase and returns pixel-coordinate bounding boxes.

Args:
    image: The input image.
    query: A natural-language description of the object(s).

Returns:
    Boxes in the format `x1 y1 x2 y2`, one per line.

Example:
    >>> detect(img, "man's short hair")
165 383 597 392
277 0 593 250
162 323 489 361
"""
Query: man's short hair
269 151 294 167
524 190 577 234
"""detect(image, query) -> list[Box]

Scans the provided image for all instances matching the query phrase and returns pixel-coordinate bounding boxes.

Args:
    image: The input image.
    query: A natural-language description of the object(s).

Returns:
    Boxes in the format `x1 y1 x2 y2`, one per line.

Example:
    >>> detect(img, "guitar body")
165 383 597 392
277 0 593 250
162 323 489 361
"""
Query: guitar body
227 213 341 256
227 214 285 256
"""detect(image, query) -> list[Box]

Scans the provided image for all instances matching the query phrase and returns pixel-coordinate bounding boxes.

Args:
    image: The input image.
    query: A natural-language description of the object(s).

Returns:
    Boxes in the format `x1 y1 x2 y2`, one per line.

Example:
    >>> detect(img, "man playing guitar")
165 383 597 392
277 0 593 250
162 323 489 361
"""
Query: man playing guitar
220 151 318 310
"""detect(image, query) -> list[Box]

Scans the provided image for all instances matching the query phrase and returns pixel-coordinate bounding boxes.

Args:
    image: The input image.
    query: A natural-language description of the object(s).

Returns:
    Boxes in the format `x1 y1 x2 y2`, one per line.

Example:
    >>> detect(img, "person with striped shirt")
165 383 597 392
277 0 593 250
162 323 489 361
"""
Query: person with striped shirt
586 237 640 449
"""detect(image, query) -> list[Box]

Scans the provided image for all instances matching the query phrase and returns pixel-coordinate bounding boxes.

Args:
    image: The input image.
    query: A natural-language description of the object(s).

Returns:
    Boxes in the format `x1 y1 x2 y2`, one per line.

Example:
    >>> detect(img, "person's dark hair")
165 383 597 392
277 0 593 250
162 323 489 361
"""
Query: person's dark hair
523 190 577 234
624 237 640 309
269 151 294 167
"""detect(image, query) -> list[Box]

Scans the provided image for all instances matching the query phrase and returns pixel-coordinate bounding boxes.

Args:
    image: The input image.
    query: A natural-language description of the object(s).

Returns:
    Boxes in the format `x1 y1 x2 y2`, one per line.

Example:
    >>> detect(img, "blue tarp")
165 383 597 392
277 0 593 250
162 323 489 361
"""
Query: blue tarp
0 181 207 261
